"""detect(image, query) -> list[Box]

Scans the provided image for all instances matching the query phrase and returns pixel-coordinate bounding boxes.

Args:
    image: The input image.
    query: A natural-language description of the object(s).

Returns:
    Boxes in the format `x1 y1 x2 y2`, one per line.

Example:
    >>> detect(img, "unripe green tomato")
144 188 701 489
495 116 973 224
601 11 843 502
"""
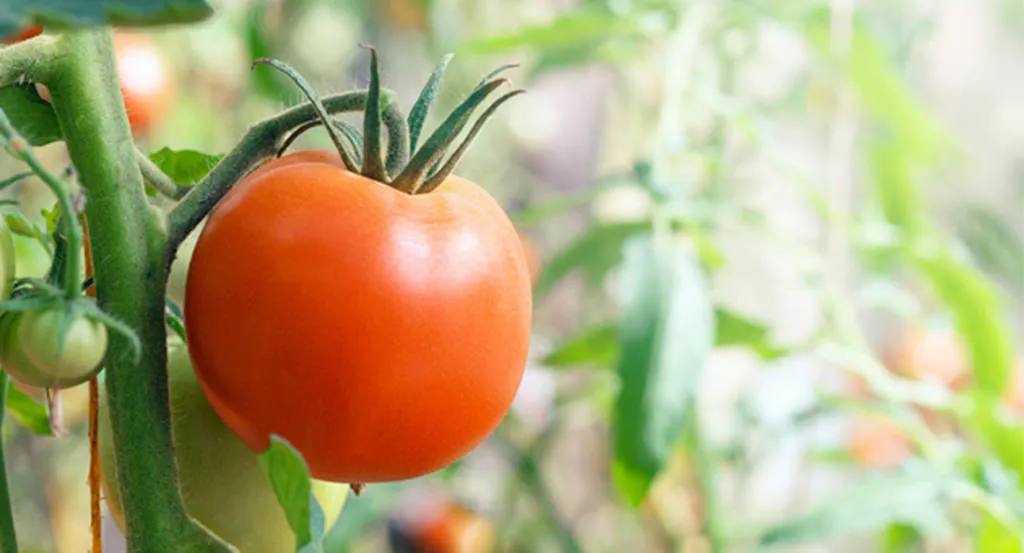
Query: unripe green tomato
99 345 349 552
1 313 66 388
14 309 107 388
0 216 13 300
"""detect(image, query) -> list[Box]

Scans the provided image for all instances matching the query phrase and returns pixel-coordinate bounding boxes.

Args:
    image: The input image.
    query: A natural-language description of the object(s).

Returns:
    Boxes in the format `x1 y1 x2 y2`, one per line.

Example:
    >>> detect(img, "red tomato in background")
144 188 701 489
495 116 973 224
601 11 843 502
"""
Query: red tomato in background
112 33 173 134
2 26 42 44
184 150 533 484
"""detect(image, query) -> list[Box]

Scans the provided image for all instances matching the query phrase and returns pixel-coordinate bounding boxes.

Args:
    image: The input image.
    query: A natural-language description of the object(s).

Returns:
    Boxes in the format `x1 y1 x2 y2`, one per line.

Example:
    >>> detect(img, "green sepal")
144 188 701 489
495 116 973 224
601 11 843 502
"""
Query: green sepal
419 89 525 193
360 47 388 182
252 58 359 172
408 53 454 153
392 78 510 193
277 118 365 166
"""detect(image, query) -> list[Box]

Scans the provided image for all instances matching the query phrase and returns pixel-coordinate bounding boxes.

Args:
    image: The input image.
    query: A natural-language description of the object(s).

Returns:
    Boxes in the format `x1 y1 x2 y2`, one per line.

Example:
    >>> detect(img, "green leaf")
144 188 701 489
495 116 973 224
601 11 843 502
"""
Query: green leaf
954 204 1024 299
543 308 784 371
0 0 214 37
879 523 924 553
965 392 1024 481
975 512 1022 553
259 435 324 551
0 86 61 147
535 221 649 298
756 468 954 550
715 308 788 360
870 137 925 236
244 0 293 104
803 10 951 162
912 251 1015 395
459 11 639 54
408 53 454 153
542 324 617 369
4 380 51 436
612 235 714 506
147 147 224 186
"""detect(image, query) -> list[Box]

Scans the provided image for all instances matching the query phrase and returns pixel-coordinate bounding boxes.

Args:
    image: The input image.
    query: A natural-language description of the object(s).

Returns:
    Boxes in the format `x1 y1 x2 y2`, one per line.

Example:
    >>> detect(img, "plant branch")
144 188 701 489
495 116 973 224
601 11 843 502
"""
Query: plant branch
43 29 231 552
687 408 724 553
135 148 189 200
0 372 19 553
0 33 60 87
165 90 400 255
0 111 83 297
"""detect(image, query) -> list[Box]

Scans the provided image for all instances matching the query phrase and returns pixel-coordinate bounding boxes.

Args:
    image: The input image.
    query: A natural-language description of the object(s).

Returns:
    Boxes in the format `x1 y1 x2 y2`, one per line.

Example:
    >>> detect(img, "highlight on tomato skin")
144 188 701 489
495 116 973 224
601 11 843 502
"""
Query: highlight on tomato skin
184 149 533 485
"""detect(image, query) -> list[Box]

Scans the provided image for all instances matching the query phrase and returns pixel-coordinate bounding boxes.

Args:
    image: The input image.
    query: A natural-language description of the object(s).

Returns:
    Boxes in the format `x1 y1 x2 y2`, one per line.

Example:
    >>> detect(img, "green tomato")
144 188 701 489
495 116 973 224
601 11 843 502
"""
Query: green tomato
13 309 107 388
1 312 57 388
99 344 349 552
0 216 13 300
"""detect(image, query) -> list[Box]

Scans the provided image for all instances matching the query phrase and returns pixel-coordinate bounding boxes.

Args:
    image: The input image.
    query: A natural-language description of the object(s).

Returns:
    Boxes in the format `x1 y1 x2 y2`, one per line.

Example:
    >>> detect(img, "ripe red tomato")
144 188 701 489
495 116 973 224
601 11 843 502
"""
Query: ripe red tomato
112 33 173 134
393 500 494 553
185 150 533 483
2 26 42 44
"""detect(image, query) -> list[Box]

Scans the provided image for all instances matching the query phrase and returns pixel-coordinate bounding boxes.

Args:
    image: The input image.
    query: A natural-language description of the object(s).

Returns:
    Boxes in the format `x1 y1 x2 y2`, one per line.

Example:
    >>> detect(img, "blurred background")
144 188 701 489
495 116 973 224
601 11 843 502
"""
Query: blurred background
1 0 1023 551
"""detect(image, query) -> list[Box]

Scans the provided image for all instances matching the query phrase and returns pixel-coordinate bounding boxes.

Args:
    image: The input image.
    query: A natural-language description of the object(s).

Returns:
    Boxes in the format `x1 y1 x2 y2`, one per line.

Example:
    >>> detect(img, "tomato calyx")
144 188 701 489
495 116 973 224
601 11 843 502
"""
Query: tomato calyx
255 47 524 195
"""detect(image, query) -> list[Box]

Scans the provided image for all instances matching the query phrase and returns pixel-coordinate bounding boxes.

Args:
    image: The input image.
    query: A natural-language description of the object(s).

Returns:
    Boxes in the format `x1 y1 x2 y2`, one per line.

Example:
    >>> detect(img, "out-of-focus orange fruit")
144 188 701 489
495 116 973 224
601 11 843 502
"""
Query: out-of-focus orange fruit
847 415 912 469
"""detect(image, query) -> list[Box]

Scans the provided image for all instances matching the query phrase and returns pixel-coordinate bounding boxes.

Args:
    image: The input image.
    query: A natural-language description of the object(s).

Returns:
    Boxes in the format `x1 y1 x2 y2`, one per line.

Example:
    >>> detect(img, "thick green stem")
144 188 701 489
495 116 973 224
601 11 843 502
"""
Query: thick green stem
0 373 18 553
0 34 60 87
43 29 230 552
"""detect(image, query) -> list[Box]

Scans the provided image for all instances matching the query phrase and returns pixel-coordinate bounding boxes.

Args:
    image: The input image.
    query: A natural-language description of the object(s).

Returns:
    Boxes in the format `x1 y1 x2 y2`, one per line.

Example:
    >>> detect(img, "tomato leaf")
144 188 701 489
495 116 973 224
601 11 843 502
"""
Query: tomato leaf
543 308 784 371
965 392 1024 481
459 10 640 54
0 86 61 147
612 235 714 506
976 512 1022 553
259 435 325 551
535 221 649 299
4 379 52 436
244 0 295 104
954 203 1024 300
912 251 1015 395
1 0 214 36
879 523 924 553
542 324 618 369
754 467 955 550
715 308 788 359
147 148 224 186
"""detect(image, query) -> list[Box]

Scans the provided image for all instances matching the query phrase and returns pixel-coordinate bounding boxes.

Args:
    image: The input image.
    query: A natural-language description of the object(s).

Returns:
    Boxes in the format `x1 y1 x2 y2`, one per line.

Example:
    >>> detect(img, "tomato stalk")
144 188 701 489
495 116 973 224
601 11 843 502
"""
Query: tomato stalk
40 29 232 552
0 372 19 553
0 32 59 87
166 89 405 254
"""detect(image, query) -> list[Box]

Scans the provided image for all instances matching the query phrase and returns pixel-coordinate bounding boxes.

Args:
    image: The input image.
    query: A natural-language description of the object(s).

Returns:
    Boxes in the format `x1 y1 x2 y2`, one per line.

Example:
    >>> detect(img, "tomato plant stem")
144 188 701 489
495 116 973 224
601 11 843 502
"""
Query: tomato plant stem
135 148 189 200
0 372 19 553
166 90 403 255
43 29 230 552
0 33 59 87
516 451 583 553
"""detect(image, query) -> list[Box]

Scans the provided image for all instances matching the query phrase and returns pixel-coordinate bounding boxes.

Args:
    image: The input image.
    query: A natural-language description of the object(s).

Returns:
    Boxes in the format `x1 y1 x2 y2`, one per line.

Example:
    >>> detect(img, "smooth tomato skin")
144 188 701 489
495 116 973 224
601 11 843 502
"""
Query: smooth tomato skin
16 309 107 387
185 150 533 483
112 33 173 134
